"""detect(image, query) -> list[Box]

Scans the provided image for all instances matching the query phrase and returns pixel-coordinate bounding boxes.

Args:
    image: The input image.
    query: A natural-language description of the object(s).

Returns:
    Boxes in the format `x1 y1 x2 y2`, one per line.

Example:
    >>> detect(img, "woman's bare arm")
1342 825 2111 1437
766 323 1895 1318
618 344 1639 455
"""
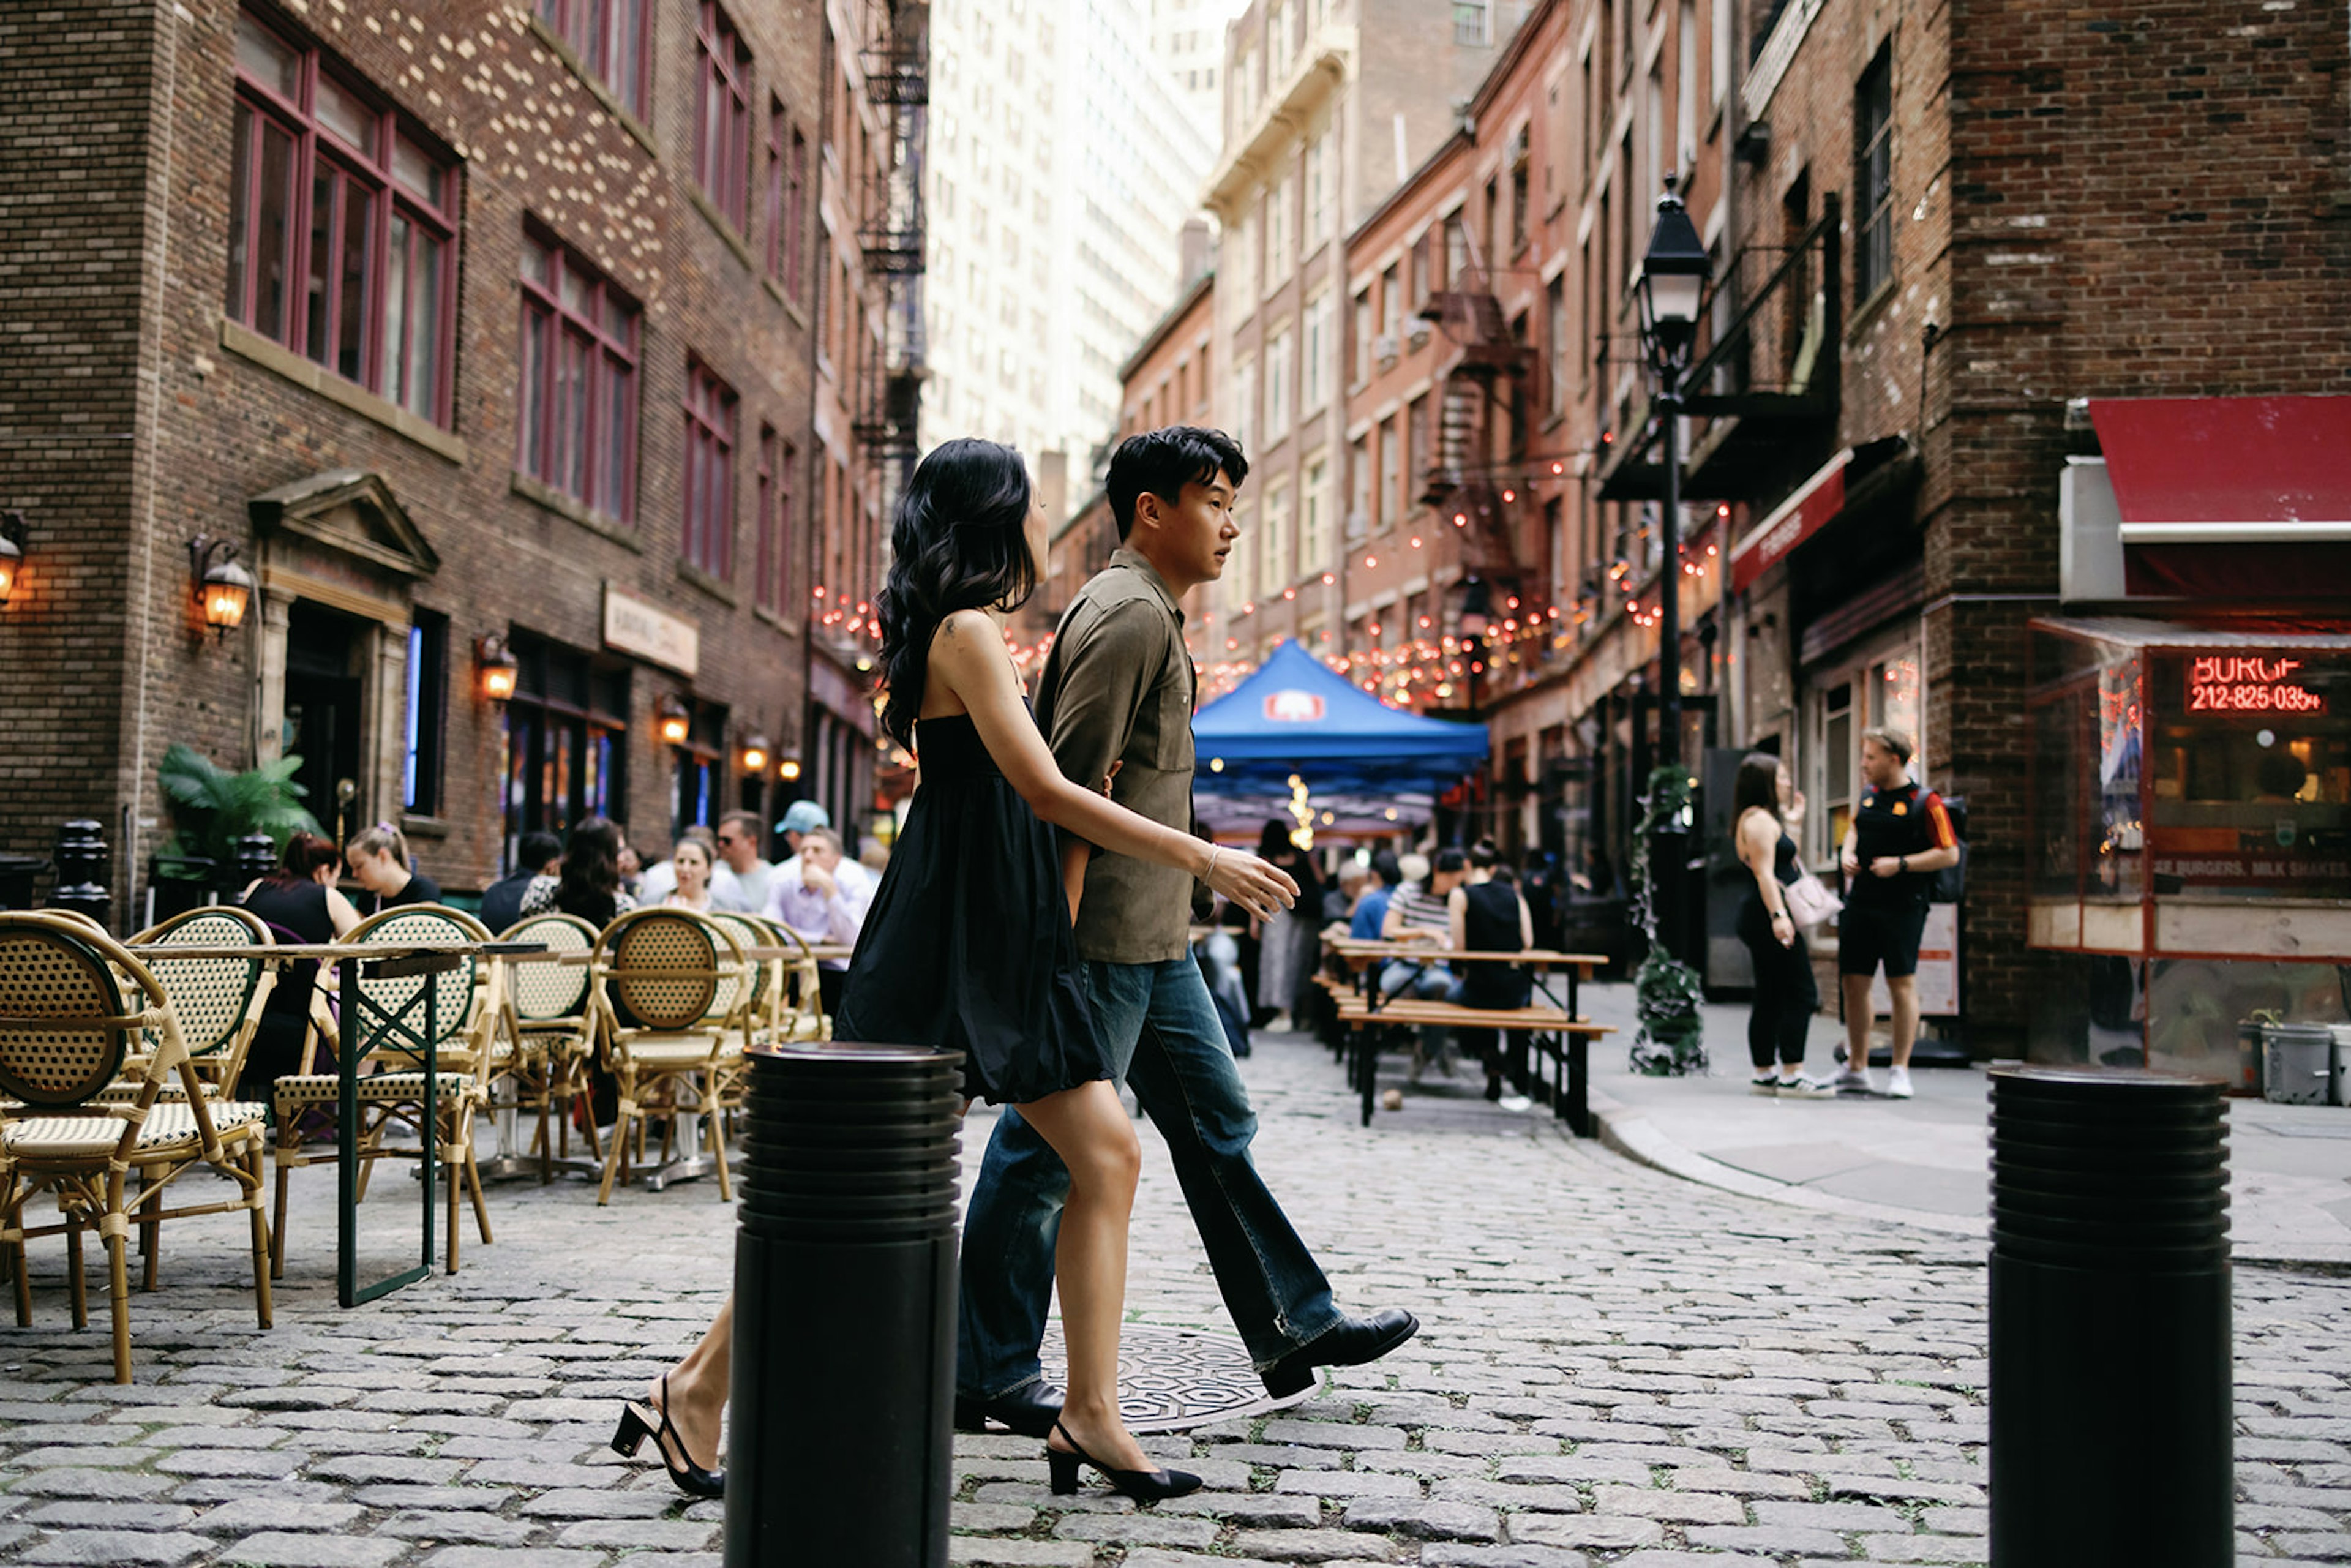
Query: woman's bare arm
928 612 1295 918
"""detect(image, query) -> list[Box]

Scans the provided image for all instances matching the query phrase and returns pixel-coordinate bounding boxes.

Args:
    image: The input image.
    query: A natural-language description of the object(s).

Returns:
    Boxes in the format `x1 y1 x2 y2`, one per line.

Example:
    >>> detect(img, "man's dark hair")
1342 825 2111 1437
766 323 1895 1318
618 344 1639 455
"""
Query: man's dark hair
1433 849 1468 875
517 830 564 874
1370 849 1403 887
1106 426 1248 540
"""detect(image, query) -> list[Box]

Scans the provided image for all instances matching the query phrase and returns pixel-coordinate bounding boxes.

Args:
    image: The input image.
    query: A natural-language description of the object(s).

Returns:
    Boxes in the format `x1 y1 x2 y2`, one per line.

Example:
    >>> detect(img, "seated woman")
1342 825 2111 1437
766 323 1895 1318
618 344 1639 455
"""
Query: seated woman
345 823 439 914
1446 844 1535 1101
238 831 361 1101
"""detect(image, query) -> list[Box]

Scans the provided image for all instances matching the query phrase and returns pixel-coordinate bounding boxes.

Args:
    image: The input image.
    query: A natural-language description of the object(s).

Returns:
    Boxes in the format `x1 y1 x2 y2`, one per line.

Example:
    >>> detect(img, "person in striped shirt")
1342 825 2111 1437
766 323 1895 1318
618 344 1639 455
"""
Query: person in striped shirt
1379 849 1468 1081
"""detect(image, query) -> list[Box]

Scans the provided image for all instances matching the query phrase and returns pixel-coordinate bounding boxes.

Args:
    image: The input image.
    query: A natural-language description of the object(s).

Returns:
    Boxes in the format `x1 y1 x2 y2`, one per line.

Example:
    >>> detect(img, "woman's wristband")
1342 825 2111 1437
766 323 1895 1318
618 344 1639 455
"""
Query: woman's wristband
1204 845 1222 882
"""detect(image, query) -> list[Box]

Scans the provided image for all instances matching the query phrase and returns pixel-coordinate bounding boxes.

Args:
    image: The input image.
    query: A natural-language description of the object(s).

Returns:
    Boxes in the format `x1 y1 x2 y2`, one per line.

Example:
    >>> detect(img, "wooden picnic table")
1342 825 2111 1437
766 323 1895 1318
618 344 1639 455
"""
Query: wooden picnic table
1324 939 1607 1019
1330 992 1614 1134
125 937 546 1307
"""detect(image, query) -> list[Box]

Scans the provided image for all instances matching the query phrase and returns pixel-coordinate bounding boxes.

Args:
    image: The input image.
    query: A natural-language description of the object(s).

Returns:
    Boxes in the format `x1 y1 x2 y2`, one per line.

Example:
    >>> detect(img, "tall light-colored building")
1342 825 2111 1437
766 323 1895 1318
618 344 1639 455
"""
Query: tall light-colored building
1152 0 1246 140
1196 0 1525 685
922 0 1212 487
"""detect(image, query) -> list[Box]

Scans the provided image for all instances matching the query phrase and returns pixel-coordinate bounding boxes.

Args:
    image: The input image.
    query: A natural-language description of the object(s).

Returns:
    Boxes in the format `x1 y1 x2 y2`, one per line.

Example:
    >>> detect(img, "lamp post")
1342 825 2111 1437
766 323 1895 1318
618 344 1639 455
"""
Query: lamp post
1632 175 1713 960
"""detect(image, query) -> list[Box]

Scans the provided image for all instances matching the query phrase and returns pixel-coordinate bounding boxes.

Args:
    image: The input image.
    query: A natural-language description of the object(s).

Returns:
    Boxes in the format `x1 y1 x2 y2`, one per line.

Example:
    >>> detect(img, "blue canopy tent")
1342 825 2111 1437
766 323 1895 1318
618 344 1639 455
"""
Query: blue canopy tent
1190 640 1488 833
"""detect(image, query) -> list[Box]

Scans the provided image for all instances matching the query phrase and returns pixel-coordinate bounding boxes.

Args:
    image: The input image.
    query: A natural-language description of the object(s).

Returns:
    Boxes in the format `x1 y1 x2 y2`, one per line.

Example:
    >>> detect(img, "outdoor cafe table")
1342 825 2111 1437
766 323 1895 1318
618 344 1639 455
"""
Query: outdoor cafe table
125 937 544 1307
1324 938 1607 1019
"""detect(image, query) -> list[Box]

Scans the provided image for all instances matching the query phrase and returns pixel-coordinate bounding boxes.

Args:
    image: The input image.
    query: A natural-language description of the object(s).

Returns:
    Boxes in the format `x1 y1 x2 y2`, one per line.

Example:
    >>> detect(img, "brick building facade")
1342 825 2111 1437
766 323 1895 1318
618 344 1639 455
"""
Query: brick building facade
0 0 920 918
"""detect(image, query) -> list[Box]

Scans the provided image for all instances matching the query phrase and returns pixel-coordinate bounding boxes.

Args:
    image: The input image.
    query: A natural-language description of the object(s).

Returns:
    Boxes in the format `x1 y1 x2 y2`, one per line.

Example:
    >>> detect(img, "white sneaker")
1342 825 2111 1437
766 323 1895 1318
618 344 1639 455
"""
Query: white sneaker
1833 1068 1875 1095
1775 1074 1837 1099
1886 1066 1915 1099
1749 1072 1780 1096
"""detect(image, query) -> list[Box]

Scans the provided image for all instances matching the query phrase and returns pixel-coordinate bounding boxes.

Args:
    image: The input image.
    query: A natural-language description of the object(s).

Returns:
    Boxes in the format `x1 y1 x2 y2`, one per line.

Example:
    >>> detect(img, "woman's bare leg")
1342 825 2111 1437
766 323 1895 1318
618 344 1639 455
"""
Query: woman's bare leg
654 1294 730 1470
1014 1078 1150 1473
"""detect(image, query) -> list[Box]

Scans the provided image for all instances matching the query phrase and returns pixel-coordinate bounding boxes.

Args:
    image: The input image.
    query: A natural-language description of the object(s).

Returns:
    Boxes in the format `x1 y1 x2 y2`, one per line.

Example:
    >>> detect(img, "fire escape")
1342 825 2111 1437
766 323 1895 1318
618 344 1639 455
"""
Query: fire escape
1417 228 1536 593
855 0 928 498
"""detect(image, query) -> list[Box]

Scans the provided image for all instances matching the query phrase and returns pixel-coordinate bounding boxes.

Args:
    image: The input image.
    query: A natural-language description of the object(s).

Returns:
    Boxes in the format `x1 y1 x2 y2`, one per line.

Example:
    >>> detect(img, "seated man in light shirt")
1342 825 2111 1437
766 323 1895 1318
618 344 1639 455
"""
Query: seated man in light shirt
766 827 873 1017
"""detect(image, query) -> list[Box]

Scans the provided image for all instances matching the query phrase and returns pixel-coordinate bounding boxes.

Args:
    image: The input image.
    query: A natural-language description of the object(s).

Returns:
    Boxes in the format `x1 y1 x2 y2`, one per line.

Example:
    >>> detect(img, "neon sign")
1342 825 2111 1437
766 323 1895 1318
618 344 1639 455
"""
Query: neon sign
2186 655 2327 715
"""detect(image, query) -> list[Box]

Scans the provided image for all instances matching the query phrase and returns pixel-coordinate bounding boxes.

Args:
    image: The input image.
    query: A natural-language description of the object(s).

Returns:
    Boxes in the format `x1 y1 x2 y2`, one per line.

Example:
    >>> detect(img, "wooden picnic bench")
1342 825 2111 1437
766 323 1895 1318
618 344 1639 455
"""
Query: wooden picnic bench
1330 992 1614 1135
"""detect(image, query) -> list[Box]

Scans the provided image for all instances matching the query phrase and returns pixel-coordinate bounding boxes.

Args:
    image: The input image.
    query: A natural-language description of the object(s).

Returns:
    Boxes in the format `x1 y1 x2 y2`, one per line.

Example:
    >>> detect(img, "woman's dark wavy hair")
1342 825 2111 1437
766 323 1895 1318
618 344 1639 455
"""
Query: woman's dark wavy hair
875 438 1038 749
1733 751 1785 823
557 816 623 910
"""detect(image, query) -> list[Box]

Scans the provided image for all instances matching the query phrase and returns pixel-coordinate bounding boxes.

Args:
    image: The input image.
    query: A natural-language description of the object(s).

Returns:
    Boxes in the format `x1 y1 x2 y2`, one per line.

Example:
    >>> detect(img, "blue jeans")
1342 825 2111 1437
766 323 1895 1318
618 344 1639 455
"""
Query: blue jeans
956 957 1344 1398
1381 959 1452 1059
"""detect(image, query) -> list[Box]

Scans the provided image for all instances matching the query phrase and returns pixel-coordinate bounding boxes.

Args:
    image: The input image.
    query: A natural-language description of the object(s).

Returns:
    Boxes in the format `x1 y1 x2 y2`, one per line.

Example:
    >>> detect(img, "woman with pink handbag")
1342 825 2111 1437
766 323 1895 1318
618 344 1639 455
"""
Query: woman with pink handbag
1731 753 1837 1095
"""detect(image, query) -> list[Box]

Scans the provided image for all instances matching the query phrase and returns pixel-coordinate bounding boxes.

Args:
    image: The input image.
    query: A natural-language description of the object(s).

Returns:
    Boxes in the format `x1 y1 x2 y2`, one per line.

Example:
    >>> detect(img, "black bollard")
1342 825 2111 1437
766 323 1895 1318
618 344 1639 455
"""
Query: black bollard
1987 1065 2232 1567
48 819 111 932
726 1041 964 1568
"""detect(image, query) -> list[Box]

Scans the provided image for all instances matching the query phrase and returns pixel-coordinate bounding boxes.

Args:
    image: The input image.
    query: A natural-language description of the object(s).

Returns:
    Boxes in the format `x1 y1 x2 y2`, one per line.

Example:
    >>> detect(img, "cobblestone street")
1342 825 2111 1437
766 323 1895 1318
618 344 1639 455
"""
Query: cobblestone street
7 1028 2351 1566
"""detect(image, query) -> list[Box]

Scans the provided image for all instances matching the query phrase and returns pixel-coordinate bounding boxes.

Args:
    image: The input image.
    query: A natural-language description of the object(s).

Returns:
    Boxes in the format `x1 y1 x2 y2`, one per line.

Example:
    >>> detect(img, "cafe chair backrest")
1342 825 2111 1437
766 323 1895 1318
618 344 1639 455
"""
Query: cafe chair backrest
0 914 145 1108
347 904 490 1051
708 911 773 1017
598 907 744 1032
501 913 596 1022
129 904 272 1061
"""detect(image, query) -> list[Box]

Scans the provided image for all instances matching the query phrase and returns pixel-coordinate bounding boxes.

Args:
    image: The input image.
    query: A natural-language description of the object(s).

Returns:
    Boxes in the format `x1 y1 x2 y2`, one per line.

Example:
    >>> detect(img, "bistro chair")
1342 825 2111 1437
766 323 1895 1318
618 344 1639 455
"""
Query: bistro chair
122 906 277 1099
0 912 273 1383
494 912 600 1181
269 904 497 1278
590 907 748 1204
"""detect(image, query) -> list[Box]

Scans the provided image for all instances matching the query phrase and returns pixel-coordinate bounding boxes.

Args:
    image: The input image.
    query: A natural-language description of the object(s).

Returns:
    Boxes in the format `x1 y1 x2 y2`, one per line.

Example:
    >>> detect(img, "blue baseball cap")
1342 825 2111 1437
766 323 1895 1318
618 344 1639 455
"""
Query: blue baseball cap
779 801 831 836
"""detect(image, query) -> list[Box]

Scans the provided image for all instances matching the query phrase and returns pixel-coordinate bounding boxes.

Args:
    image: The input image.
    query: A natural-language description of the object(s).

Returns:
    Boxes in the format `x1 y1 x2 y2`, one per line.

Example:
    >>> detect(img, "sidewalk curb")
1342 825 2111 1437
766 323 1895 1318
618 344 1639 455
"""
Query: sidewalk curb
1585 1089 2351 1269
1585 1088 1986 1239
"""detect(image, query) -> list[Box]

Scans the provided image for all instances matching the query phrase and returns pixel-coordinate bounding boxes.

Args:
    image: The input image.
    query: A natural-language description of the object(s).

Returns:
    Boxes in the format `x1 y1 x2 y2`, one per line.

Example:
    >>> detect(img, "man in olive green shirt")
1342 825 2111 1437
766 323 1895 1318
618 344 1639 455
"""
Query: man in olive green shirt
955 427 1419 1436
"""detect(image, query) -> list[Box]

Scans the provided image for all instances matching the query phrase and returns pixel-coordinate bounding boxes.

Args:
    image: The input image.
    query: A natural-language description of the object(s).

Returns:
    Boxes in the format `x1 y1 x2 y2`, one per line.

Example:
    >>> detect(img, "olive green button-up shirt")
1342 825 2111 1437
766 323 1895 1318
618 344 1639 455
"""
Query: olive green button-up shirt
1033 547 1198 965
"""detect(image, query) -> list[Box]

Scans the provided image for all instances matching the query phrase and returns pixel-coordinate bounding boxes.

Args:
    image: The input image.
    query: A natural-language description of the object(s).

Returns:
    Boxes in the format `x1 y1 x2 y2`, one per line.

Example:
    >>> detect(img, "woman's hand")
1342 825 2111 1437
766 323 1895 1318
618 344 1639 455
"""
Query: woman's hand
1771 909 1796 948
1206 847 1297 923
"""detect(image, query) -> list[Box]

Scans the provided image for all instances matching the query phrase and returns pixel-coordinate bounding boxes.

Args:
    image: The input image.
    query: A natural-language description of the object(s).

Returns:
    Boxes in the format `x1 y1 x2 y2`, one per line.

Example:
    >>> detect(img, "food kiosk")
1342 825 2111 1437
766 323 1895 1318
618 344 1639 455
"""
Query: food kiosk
2025 617 2351 1087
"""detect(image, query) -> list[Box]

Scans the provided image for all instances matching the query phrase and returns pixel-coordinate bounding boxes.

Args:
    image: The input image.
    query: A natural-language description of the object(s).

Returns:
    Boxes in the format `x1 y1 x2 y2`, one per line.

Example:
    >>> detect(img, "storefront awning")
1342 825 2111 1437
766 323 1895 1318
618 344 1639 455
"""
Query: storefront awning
1727 435 1918 594
2089 396 2351 597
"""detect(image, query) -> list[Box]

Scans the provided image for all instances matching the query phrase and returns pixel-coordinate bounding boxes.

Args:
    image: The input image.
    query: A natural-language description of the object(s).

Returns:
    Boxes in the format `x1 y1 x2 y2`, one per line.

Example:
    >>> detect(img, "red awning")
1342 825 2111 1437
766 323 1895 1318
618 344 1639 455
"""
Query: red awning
2090 396 2351 541
2090 396 2351 598
1728 448 1851 594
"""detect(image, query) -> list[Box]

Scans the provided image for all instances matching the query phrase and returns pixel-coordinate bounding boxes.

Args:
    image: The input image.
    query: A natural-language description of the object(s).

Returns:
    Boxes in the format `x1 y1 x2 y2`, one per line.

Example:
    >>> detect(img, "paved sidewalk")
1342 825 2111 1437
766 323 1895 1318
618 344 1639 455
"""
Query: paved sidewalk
1561 981 2351 1266
5 1030 2351 1565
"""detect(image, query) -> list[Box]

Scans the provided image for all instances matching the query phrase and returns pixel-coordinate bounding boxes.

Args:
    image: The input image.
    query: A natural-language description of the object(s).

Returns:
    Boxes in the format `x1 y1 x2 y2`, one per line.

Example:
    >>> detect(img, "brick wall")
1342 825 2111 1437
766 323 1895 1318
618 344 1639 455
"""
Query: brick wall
3 0 831 914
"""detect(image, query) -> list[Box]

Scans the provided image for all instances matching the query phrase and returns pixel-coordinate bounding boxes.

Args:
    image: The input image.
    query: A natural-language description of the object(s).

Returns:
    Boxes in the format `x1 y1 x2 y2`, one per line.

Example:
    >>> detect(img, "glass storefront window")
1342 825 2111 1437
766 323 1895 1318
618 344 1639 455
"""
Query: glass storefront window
500 632 630 870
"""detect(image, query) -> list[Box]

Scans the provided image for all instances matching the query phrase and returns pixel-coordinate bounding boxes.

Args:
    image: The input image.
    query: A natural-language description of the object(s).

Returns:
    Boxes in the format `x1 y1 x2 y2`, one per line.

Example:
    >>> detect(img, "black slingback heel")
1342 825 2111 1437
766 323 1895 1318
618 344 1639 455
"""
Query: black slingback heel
1045 1419 1201 1502
610 1375 724 1499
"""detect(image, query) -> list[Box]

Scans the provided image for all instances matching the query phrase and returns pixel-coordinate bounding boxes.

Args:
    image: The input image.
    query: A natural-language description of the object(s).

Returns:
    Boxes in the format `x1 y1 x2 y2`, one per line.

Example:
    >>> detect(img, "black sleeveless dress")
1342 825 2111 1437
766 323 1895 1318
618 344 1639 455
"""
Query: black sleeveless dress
832 710 1109 1106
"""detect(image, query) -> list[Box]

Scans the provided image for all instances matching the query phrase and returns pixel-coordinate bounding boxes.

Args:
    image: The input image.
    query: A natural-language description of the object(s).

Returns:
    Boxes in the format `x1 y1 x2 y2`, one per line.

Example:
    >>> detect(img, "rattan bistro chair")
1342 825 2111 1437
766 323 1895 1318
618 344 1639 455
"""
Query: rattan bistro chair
122 906 277 1099
0 912 273 1383
590 907 748 1204
495 913 600 1181
269 905 497 1278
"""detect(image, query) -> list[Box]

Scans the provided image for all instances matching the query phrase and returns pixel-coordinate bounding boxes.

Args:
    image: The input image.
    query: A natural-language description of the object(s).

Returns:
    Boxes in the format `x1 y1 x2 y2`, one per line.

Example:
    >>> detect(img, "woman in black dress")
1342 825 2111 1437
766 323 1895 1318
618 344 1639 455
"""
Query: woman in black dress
1731 752 1830 1095
238 831 361 1101
618 440 1297 1502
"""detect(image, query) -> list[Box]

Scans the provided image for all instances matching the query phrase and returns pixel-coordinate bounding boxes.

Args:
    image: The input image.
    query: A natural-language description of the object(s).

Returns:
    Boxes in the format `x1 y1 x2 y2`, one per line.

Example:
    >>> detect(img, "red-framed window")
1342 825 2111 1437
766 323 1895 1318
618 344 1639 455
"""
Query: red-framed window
764 99 785 282
754 425 795 613
683 359 737 579
534 0 650 120
517 227 640 522
226 9 459 426
693 1 752 231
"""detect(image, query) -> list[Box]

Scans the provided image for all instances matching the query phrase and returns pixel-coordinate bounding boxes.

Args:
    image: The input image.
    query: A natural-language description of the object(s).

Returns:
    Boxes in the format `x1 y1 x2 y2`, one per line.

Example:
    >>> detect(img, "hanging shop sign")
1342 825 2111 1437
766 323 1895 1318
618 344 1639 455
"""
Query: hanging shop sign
602 583 700 677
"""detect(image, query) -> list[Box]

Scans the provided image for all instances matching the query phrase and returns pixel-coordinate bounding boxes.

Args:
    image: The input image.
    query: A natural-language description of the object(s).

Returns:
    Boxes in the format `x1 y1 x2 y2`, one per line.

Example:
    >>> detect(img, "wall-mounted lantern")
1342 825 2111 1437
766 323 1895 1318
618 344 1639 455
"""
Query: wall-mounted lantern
0 511 26 606
656 692 692 747
476 631 520 703
740 733 772 775
188 534 255 637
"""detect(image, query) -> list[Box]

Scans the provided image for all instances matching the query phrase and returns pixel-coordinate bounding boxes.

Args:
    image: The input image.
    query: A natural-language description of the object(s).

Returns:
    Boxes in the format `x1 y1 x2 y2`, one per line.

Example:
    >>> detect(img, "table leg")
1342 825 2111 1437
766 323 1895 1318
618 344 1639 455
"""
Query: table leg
1567 1035 1589 1138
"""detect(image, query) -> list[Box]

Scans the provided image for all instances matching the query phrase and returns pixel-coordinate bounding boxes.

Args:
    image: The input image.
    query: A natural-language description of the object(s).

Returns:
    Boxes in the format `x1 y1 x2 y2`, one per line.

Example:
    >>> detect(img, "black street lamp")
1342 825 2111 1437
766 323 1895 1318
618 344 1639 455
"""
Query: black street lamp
1633 175 1714 959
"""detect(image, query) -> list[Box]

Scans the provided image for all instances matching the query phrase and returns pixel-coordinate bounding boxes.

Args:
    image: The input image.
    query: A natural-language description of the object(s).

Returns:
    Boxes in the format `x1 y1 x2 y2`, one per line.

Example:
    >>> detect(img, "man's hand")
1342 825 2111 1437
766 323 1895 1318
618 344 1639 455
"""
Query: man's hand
1868 856 1904 879
1099 759 1122 798
1840 847 1861 879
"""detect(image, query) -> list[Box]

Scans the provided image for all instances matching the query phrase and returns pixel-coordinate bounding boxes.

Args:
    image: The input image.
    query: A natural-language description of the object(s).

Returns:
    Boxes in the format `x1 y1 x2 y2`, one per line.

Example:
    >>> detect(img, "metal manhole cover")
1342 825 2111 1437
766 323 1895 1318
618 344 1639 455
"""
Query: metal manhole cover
1030 1321 1313 1433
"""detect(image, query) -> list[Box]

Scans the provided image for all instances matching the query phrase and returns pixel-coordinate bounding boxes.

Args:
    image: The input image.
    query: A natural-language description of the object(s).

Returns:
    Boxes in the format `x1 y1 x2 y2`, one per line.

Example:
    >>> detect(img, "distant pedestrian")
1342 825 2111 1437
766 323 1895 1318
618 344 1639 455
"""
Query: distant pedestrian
481 830 563 933
1731 753 1831 1097
344 823 438 913
1836 730 1960 1098
1254 819 1322 1029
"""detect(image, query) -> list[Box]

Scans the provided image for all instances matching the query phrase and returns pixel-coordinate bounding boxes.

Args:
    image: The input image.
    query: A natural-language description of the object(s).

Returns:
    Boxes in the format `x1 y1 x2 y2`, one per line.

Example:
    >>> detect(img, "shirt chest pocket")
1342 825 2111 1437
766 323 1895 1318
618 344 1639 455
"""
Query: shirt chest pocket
1147 658 1194 772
